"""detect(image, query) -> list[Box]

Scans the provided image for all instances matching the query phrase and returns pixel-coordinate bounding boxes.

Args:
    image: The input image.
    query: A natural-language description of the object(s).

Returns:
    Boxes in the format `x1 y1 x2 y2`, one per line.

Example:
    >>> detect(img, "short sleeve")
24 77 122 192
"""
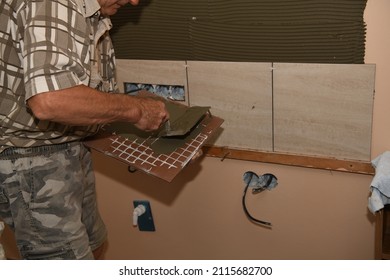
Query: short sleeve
22 0 91 100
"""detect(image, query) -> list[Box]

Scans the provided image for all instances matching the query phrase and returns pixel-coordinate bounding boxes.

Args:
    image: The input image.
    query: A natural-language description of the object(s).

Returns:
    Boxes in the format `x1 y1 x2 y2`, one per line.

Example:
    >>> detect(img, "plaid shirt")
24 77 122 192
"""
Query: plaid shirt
0 0 118 152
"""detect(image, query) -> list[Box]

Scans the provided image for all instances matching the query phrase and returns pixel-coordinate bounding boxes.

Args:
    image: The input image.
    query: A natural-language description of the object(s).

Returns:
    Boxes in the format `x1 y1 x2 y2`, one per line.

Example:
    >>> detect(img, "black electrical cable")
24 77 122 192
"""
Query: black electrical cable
242 172 272 227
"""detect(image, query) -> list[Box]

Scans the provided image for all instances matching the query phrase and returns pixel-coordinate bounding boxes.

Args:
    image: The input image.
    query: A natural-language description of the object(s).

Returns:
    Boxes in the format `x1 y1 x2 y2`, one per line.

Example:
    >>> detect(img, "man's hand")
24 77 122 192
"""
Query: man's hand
133 97 169 132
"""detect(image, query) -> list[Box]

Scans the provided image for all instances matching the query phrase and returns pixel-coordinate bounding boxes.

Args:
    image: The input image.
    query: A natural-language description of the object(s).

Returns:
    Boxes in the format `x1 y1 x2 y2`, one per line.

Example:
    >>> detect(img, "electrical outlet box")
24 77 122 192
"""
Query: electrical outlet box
133 200 155 231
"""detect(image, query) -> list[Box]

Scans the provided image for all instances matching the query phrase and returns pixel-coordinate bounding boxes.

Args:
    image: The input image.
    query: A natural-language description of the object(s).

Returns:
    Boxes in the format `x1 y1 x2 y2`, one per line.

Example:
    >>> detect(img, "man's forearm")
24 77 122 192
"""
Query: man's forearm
27 85 168 131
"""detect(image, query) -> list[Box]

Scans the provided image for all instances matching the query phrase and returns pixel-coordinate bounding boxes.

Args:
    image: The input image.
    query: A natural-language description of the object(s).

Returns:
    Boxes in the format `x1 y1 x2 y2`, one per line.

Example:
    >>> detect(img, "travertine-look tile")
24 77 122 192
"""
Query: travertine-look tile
273 63 375 161
116 59 189 104
187 61 273 151
115 60 375 163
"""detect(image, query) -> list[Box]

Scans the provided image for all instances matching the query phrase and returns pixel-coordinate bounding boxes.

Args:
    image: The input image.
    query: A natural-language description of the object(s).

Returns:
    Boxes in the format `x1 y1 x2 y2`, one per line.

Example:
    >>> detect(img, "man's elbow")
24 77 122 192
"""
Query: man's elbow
27 93 57 121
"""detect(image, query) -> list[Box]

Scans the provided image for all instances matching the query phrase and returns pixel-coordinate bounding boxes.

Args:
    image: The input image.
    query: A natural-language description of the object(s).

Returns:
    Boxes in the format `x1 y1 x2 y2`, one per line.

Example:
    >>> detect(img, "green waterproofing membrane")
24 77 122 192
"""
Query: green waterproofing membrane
110 0 367 64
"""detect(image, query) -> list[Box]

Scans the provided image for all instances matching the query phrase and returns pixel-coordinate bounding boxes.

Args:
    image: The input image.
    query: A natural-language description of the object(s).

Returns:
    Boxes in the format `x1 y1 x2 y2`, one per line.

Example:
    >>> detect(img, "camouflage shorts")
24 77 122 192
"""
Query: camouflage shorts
0 142 107 259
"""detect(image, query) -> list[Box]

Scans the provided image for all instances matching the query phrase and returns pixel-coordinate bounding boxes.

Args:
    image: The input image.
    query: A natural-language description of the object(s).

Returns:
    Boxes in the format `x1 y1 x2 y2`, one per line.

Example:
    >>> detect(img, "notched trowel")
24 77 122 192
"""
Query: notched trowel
158 102 211 137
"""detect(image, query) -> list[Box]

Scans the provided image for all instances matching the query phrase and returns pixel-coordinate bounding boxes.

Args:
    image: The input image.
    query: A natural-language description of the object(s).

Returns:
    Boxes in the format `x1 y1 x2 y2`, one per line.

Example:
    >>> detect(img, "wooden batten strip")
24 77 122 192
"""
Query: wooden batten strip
203 146 374 175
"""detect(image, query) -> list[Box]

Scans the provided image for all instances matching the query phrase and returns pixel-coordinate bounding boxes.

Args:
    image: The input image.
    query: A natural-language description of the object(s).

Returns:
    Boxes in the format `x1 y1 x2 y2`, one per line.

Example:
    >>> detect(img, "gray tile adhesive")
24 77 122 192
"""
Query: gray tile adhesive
111 0 367 64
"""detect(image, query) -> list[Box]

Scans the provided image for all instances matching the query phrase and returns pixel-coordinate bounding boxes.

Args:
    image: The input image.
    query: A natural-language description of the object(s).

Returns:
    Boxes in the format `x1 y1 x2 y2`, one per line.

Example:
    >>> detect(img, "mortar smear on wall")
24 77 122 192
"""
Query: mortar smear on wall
124 82 185 101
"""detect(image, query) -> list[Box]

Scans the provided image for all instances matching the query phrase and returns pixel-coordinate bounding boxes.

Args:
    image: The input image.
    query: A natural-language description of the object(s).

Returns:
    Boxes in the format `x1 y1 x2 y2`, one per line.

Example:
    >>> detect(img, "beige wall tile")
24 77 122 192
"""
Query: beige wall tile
115 60 375 161
273 63 375 161
187 61 273 151
116 59 189 104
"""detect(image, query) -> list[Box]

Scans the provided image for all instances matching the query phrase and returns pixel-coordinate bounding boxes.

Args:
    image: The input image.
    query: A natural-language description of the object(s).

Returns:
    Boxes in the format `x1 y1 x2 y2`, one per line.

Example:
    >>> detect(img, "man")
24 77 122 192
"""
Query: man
0 0 169 259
